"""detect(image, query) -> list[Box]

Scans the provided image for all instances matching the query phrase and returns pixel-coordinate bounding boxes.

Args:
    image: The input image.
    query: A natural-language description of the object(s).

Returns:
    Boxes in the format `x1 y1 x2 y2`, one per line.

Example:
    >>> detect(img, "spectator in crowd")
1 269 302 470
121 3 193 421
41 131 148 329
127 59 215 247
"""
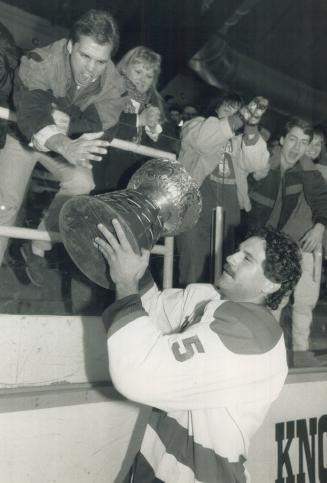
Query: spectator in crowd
167 103 182 132
181 103 199 123
309 128 327 168
248 119 327 367
163 94 176 110
93 46 180 193
176 93 270 285
95 220 301 483
0 9 127 286
162 102 183 142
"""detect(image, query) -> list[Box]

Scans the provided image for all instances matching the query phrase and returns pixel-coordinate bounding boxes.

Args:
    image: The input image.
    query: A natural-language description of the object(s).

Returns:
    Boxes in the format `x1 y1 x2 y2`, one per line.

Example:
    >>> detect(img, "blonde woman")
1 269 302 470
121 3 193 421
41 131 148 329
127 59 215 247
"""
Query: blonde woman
93 46 179 192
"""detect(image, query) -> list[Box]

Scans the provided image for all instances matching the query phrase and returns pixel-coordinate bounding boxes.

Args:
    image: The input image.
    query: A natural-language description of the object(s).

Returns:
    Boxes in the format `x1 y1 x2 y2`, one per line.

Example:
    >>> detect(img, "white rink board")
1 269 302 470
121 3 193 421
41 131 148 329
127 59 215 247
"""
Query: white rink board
0 314 110 387
247 373 327 482
0 314 326 482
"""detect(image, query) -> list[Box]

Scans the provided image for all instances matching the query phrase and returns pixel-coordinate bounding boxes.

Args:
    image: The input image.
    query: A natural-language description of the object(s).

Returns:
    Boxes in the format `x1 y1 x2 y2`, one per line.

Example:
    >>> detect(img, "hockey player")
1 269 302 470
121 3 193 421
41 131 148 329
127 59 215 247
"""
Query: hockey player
95 220 301 483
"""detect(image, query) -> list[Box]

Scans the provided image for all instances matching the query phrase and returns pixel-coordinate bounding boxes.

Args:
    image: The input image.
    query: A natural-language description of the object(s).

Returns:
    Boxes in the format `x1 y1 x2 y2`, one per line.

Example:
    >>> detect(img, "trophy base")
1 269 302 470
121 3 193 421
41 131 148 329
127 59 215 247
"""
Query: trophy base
59 191 161 289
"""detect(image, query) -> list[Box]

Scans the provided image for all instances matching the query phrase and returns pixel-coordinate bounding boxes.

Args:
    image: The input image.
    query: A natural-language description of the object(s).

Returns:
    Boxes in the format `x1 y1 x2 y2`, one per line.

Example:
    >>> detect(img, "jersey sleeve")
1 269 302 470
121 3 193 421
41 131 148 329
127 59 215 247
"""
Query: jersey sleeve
103 282 187 337
106 294 287 412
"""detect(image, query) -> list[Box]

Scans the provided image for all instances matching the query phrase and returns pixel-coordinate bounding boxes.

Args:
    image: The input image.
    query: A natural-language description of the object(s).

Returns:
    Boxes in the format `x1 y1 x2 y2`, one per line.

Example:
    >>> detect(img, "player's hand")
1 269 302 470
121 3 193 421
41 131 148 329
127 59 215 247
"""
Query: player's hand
61 132 109 169
94 219 150 293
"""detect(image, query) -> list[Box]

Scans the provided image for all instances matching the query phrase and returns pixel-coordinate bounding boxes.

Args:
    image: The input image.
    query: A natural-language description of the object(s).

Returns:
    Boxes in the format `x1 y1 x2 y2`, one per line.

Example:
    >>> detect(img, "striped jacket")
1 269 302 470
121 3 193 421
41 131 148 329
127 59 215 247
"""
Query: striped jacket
248 148 327 232
105 282 288 482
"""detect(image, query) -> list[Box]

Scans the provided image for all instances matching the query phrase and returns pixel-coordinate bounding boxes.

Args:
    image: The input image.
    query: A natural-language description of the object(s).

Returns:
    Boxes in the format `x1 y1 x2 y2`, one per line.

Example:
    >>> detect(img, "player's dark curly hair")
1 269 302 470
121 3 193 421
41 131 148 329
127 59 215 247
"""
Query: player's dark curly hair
246 227 302 310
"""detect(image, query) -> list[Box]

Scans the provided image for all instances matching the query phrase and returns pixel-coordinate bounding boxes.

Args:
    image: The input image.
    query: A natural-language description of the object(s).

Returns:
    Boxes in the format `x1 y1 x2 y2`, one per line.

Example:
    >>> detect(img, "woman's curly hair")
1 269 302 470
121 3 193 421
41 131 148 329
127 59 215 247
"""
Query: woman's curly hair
247 227 302 310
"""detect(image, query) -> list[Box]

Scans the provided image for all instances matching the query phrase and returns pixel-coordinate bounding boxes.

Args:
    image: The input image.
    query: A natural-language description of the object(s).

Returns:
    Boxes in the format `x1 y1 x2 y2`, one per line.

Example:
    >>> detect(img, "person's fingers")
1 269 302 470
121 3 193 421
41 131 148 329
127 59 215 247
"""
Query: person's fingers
82 154 103 162
97 223 121 252
111 219 131 250
81 131 105 141
88 140 110 148
78 160 93 169
75 133 108 147
84 145 108 154
94 237 116 259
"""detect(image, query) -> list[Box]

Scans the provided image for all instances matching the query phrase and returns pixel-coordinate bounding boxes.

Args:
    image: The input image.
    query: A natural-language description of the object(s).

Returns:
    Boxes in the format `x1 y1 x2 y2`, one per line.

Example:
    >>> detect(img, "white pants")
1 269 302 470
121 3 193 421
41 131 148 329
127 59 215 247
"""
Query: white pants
292 250 322 351
0 135 95 264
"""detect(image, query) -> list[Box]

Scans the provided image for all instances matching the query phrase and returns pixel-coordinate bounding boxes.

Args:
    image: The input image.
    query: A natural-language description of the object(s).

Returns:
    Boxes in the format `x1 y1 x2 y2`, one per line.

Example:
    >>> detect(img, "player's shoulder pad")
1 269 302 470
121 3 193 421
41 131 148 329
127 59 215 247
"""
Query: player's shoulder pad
210 301 282 354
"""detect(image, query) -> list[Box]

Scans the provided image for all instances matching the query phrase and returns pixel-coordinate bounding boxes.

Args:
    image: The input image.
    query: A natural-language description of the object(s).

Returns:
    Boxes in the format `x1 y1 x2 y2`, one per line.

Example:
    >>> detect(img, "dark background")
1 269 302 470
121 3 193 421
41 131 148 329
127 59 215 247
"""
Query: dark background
3 0 327 134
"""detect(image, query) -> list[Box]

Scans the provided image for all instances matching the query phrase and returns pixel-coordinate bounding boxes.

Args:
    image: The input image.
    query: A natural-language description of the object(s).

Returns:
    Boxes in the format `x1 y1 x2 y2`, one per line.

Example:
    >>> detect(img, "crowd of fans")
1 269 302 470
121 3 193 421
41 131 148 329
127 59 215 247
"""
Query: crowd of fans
0 9 326 371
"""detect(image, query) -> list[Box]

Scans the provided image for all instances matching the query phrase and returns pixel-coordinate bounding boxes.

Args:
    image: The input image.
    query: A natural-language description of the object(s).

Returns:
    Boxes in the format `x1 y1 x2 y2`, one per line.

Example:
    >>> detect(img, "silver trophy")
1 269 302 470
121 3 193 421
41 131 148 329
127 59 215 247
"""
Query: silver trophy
59 158 202 288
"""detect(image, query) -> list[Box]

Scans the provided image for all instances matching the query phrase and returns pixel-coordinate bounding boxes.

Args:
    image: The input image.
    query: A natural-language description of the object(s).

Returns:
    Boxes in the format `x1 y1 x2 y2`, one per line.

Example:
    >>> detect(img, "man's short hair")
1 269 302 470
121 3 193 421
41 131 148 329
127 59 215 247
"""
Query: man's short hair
70 9 119 55
217 92 244 110
247 227 302 310
284 117 314 143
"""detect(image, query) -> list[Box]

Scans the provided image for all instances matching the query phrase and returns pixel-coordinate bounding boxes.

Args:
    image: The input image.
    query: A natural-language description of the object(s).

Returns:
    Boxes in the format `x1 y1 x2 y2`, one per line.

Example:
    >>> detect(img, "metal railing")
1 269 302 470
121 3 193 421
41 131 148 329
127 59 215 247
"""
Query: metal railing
0 106 176 289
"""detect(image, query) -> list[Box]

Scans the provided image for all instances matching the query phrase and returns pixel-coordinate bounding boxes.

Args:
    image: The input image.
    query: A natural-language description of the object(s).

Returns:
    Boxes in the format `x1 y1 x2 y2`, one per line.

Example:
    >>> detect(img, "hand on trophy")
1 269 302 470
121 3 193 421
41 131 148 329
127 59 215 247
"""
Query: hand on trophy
239 96 269 125
94 219 150 298
60 158 201 289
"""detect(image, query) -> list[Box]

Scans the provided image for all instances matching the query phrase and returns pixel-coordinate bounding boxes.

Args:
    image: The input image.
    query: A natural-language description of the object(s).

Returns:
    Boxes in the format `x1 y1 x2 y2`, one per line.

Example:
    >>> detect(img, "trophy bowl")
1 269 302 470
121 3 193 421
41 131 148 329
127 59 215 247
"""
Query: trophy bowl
59 158 202 288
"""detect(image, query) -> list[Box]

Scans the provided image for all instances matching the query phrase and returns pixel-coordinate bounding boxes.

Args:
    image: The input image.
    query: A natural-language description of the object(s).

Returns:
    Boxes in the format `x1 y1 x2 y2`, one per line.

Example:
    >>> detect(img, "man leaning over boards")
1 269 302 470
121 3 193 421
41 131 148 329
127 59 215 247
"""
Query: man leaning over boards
95 219 301 483
0 9 126 285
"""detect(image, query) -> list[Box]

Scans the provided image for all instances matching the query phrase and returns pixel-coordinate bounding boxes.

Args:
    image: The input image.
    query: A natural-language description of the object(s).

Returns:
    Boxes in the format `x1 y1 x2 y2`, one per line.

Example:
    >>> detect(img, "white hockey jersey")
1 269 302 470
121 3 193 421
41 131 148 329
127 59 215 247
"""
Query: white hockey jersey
105 282 288 483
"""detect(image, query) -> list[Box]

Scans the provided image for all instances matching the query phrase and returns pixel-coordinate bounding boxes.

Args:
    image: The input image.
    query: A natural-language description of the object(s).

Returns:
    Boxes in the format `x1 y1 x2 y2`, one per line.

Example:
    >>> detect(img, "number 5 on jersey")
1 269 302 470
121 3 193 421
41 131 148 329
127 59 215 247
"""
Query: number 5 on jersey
171 335 205 362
